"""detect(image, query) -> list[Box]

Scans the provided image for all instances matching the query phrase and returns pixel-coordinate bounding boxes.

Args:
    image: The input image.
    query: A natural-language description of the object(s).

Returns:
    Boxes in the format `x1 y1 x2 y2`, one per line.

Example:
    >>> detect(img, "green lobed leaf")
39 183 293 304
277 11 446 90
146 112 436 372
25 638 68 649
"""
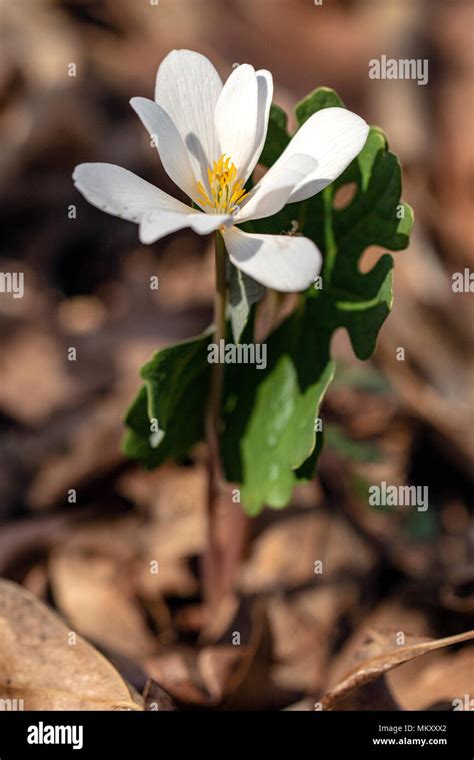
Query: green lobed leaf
221 304 335 515
123 332 211 468
295 85 345 124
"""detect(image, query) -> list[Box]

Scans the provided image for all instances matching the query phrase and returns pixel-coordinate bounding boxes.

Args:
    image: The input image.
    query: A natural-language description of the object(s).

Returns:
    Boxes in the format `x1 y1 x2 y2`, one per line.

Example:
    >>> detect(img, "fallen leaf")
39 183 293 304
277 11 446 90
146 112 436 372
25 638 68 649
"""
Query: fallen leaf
50 555 157 663
0 579 139 710
49 519 157 661
321 628 474 710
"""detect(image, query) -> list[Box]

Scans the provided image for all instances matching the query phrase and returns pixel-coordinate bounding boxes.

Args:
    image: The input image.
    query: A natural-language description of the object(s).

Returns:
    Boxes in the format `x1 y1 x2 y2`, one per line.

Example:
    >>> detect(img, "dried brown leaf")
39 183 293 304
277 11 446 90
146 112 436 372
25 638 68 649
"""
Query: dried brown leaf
49 540 157 662
322 629 474 711
0 579 139 710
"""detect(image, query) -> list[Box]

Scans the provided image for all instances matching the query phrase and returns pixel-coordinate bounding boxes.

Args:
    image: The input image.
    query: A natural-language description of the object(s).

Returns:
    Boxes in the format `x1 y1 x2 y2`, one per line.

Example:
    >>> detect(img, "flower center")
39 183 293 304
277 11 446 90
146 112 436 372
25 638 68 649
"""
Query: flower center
196 154 248 214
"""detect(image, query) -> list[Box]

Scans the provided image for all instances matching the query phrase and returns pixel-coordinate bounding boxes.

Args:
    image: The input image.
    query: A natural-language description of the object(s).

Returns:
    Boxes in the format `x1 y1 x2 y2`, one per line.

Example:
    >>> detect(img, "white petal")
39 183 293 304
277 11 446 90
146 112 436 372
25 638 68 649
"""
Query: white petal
73 163 232 245
73 163 193 222
243 69 273 181
140 210 232 244
271 107 369 204
154 50 222 182
131 97 197 202
214 64 259 181
222 226 322 292
234 154 316 223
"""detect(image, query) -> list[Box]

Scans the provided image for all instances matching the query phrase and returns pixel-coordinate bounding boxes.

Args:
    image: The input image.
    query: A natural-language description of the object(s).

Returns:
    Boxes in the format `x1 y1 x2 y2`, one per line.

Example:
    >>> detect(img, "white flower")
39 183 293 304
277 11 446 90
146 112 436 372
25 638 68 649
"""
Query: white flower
73 50 369 292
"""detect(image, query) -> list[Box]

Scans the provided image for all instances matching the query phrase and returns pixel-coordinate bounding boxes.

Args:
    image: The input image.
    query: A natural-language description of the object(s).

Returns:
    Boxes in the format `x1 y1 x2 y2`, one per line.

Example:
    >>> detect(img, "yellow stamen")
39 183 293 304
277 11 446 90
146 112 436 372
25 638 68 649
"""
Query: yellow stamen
196 153 248 213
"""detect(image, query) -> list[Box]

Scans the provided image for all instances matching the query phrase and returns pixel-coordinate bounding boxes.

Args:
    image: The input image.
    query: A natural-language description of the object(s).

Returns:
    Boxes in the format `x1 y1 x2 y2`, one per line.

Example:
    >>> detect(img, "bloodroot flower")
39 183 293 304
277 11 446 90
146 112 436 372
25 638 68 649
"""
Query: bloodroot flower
73 50 369 292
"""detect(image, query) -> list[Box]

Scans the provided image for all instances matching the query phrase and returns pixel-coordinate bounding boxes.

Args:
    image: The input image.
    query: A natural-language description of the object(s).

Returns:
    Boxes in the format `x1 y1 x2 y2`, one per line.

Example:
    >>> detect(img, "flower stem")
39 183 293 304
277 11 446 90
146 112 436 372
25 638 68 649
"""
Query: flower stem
202 233 252 619
207 231 227 435
202 231 227 607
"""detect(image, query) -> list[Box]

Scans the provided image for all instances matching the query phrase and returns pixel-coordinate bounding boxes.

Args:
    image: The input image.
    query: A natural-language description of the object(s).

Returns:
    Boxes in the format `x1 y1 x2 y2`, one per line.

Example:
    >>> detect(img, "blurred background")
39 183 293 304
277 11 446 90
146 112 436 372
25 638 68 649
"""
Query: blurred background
0 0 473 710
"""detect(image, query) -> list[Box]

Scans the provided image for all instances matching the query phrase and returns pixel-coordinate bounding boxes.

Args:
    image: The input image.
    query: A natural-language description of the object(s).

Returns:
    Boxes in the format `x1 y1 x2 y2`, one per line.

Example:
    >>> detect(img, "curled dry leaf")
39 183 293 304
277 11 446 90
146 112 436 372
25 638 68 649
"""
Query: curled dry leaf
321 628 474 711
0 579 140 710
